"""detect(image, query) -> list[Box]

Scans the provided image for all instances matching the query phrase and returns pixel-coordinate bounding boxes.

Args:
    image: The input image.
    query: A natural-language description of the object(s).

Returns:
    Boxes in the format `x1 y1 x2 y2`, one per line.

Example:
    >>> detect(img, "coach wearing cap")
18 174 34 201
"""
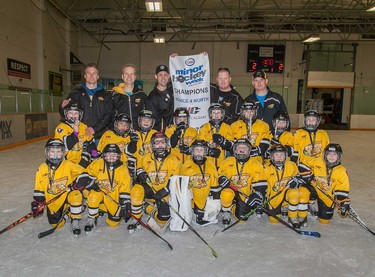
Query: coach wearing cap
244 70 289 133
146 65 174 131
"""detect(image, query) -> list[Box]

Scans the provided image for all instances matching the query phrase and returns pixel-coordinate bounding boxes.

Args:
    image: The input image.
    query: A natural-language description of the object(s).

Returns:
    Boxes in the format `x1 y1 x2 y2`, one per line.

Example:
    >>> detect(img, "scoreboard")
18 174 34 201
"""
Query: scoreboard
247 45 285 73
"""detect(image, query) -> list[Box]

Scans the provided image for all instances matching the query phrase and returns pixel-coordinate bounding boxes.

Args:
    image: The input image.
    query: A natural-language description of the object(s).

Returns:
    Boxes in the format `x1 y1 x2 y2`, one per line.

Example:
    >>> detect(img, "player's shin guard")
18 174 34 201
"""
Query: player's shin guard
298 186 310 225
130 184 145 219
286 188 299 219
87 190 103 219
220 188 235 210
68 190 83 219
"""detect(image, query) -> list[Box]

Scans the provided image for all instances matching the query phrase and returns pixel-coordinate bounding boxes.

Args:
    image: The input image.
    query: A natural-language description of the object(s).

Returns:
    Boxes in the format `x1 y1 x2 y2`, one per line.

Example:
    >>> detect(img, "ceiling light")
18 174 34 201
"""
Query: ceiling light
366 5 375 11
154 36 165 43
146 0 163 12
303 35 321 43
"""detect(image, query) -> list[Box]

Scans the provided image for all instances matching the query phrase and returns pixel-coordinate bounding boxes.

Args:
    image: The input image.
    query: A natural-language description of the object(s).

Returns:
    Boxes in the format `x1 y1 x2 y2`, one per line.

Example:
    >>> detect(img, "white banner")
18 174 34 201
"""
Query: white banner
169 54 210 128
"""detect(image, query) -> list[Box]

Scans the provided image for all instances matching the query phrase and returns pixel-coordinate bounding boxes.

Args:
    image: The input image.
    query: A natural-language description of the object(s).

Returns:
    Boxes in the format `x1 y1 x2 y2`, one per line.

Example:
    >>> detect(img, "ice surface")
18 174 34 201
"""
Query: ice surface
0 131 374 277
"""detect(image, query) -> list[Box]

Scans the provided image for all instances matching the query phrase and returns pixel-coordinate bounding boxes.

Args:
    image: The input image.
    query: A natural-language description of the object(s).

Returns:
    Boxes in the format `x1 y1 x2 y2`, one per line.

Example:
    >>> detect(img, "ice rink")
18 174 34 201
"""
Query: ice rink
0 130 374 277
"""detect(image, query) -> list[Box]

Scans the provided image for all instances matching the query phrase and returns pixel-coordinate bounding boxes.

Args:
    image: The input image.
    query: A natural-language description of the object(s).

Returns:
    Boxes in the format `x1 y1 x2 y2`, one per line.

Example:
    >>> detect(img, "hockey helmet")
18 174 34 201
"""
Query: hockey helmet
208 103 225 125
272 111 290 136
114 113 131 136
138 110 155 132
151 132 169 158
190 140 209 165
102 143 122 169
173 107 190 126
233 138 252 163
269 144 288 168
64 102 83 124
304 110 321 132
45 138 65 168
323 143 343 168
240 101 258 123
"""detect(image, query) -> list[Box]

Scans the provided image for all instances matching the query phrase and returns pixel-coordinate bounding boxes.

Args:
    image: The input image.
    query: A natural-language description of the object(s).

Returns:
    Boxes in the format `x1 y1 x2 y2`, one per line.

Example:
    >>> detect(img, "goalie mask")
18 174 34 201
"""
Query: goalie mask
114 113 131 136
208 103 225 125
304 110 321 132
45 138 65 168
240 101 257 124
174 107 189 127
233 139 252 163
269 144 288 168
190 140 209 165
138 110 155 132
64 102 83 124
272 111 290 137
151 132 169 159
102 144 122 169
323 143 343 168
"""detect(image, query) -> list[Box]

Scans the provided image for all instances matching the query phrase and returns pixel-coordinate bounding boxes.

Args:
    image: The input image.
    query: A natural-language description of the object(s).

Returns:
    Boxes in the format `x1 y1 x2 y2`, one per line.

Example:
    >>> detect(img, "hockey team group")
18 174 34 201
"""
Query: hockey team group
4 63 353 243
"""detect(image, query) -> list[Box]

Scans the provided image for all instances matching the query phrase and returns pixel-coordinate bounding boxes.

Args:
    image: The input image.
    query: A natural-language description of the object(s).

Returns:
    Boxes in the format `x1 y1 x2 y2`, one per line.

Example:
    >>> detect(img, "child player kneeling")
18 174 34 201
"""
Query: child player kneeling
32 139 95 236
309 143 351 224
84 144 131 231
180 140 220 226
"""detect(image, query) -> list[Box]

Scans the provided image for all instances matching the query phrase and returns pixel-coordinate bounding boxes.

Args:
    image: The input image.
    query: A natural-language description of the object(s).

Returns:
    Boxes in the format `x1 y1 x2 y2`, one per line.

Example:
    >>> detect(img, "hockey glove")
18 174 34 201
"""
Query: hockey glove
270 137 279 146
287 176 304 189
338 198 350 217
119 201 131 223
218 175 231 190
136 168 149 185
154 187 170 201
250 146 261 157
245 191 264 208
31 200 45 217
212 134 232 150
208 147 221 158
127 156 137 177
73 174 97 191
175 122 186 136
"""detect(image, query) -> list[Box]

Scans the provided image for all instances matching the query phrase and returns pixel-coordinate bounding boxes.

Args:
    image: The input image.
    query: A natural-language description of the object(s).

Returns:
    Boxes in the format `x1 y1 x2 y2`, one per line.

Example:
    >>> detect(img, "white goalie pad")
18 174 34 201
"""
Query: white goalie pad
203 197 221 223
168 175 193 232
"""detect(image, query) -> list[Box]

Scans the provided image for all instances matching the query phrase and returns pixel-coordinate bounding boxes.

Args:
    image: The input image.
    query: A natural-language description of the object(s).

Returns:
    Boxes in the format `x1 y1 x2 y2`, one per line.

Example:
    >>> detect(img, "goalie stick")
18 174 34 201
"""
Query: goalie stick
38 205 70 239
313 182 375 237
147 179 218 258
0 188 70 236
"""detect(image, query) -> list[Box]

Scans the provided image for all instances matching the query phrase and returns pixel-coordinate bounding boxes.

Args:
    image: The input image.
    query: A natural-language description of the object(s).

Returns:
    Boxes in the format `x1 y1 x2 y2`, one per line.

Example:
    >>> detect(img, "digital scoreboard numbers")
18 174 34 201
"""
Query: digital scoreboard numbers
247 45 285 73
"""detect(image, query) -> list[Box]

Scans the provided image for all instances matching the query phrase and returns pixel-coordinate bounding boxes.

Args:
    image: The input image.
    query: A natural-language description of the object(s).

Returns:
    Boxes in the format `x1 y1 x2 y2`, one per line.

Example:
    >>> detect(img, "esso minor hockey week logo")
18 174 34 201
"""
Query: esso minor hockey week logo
172 58 207 86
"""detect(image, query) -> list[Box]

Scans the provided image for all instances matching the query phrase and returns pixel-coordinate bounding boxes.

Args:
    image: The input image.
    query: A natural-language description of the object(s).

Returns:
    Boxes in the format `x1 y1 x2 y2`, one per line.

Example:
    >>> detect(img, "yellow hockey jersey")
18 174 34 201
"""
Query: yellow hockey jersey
97 129 131 163
230 119 270 146
134 129 157 166
197 122 232 167
180 159 218 210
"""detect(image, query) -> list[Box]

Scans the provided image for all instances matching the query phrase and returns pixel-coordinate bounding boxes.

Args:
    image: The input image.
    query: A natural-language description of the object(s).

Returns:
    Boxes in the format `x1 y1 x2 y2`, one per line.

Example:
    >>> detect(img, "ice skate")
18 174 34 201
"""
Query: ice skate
84 217 97 233
289 217 300 229
71 218 81 236
308 201 318 218
222 211 232 227
127 217 141 234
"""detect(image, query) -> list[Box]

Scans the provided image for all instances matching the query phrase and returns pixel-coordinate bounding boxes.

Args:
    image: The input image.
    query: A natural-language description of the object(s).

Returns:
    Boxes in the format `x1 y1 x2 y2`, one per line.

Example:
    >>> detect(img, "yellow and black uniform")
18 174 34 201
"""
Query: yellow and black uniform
55 120 95 167
134 129 157 166
218 156 267 219
264 161 309 223
198 122 232 168
231 119 270 161
97 129 130 163
86 158 131 227
33 160 86 227
131 152 181 224
180 158 219 216
310 158 350 224
165 124 197 163
266 131 298 165
294 128 330 168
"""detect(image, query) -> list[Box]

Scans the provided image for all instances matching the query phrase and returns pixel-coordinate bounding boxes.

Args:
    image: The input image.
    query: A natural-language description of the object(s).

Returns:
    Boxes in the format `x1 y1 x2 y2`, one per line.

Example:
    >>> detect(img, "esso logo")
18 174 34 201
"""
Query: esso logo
185 58 195 66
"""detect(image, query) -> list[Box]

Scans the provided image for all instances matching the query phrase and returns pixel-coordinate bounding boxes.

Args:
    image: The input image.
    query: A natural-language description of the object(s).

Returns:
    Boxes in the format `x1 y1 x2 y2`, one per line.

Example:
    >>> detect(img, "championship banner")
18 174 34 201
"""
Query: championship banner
169 54 210 128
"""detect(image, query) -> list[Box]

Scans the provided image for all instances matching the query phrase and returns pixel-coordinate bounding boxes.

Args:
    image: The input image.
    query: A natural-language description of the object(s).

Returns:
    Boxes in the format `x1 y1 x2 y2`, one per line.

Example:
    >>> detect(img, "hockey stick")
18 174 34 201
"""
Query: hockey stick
103 191 173 250
38 205 70 239
0 188 70 236
313 182 375 237
128 213 173 250
220 184 289 233
260 207 321 238
147 180 218 258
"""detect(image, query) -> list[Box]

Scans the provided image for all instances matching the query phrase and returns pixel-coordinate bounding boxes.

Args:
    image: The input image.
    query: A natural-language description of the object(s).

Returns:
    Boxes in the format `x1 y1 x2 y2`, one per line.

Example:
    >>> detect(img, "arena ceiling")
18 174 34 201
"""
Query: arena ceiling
48 0 375 45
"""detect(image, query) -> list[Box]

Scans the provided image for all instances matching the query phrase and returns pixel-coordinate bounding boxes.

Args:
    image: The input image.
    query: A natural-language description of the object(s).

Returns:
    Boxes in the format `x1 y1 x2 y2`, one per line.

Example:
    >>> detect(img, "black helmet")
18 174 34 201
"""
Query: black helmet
45 138 65 168
190 140 209 165
151 132 169 158
64 102 83 124
114 113 131 136
240 101 257 123
102 143 122 169
233 139 252 163
304 110 321 132
269 144 288 168
323 143 343 168
138 110 155 132
173 107 190 126
272 111 290 136
208 103 225 125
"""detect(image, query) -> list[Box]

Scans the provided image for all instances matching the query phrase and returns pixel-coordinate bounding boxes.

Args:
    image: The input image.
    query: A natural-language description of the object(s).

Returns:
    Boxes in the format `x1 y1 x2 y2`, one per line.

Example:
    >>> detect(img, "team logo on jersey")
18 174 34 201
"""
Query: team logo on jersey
47 177 68 195
223 101 231 107
98 179 118 193
98 97 104 101
148 171 168 186
230 174 250 188
188 174 210 189
57 128 64 134
315 176 331 191
139 142 152 156
267 104 275 109
303 142 322 157
272 179 288 192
